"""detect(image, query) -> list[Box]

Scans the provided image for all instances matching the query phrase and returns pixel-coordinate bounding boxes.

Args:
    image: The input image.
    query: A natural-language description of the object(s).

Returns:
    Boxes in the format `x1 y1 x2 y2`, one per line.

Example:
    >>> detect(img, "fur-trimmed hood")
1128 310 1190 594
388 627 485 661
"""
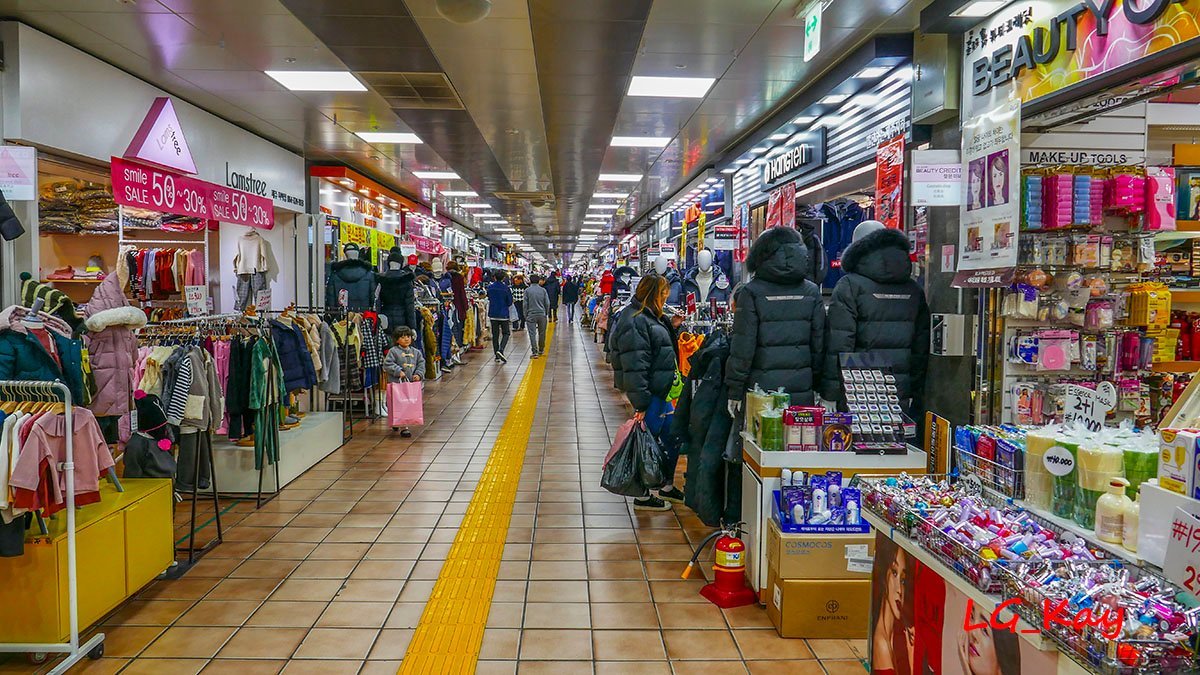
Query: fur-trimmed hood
747 226 810 284
85 306 146 332
839 227 912 284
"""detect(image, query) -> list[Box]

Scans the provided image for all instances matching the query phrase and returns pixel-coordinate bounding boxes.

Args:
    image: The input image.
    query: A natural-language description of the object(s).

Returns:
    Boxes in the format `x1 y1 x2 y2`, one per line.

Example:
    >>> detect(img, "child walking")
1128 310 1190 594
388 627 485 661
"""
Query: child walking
384 326 424 437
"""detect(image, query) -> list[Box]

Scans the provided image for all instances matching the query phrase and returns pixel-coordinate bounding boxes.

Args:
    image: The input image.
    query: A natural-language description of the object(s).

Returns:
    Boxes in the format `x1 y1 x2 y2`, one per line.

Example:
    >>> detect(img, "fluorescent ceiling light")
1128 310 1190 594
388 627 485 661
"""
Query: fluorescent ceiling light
598 173 643 182
440 191 478 197
589 204 619 210
592 192 628 198
769 133 790 141
750 147 768 155
951 0 1008 17
856 66 893 79
793 115 816 124
412 170 460 180
628 76 715 98
484 220 509 225
819 94 850 105
612 136 672 148
265 70 366 91
493 227 516 232
356 131 422 144
580 229 602 233
460 203 490 209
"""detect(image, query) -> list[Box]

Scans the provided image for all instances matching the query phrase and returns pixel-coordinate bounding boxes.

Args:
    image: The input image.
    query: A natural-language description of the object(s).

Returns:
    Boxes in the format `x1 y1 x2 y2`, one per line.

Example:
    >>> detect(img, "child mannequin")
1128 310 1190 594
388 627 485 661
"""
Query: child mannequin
383 327 424 437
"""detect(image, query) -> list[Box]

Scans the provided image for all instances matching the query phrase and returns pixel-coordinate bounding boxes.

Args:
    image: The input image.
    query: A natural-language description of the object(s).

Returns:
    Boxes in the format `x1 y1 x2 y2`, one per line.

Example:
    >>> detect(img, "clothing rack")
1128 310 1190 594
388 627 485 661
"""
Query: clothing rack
0 380 106 671
118 204 210 305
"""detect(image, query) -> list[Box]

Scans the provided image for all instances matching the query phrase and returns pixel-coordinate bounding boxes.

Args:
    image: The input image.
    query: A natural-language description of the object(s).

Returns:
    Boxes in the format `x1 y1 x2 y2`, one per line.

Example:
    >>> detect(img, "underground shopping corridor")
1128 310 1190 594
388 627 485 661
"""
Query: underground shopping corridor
1 325 866 675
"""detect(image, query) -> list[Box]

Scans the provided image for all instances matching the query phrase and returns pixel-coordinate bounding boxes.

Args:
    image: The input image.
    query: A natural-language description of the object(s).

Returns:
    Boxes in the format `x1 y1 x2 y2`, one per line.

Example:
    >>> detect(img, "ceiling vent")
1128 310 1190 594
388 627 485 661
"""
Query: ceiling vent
493 190 557 207
358 72 465 110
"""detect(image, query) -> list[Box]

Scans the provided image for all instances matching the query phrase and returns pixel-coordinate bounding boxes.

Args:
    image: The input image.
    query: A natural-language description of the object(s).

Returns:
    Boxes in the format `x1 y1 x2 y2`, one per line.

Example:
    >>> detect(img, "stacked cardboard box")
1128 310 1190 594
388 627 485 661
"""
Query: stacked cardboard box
764 519 874 639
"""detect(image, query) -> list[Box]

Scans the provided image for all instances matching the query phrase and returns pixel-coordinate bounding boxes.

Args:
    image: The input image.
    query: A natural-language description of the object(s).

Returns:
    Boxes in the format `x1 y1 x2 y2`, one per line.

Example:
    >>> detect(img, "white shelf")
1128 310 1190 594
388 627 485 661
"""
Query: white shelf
742 432 927 470
863 511 1055 652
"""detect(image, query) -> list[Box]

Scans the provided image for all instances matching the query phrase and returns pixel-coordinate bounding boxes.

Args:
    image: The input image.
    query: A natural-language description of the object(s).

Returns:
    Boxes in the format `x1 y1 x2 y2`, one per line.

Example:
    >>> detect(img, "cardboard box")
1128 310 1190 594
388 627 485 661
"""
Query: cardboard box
766 566 870 638
765 518 875 580
1158 429 1200 497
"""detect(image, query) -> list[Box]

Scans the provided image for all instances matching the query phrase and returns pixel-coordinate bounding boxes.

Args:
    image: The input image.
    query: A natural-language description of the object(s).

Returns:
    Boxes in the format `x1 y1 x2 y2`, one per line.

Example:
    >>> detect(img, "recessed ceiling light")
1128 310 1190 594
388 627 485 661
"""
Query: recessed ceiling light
440 191 478 197
484 220 509 225
792 115 816 124
264 70 366 91
951 0 1008 17
356 131 422 144
592 192 628 199
580 228 602 233
460 203 490 209
612 136 672 148
588 205 619 211
750 147 769 155
856 66 893 79
493 227 516 232
721 167 738 174
412 170 460 180
819 94 850 105
628 75 715 98
598 173 643 182
769 133 790 141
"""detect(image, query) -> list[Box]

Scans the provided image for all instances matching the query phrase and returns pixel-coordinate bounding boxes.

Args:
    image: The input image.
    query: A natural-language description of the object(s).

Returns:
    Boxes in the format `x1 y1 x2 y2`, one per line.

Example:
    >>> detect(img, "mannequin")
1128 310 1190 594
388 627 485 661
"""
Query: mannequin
326 242 376 310
654 255 684 305
377 247 417 332
680 249 732 306
234 229 273 311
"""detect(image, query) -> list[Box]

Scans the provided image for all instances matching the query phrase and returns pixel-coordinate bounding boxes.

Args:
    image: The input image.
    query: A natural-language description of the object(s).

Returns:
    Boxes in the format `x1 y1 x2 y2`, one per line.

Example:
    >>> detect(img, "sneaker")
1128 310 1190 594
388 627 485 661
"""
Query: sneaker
633 496 671 511
441 363 455 373
658 486 685 503
497 353 508 363
494 355 502 363
400 428 413 438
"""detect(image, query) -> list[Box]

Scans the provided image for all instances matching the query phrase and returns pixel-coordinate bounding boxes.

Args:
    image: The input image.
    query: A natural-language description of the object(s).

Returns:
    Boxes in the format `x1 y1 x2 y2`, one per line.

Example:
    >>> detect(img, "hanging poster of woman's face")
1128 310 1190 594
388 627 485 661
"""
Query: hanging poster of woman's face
967 159 986 212
987 150 1010 208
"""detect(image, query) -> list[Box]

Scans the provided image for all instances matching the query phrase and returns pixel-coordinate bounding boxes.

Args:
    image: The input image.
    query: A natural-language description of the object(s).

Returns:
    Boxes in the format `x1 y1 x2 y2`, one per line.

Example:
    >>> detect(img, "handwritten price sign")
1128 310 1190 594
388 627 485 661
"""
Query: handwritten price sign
1165 507 1200 596
1062 382 1116 432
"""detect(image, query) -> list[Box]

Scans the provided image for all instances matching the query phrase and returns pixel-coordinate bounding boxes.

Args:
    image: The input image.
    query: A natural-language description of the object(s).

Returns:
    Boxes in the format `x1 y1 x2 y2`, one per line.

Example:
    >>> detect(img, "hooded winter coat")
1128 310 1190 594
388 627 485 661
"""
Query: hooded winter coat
546 275 561 307
326 258 376 310
610 300 678 412
664 268 684 306
0 305 85 404
823 227 930 409
600 270 614 296
271 320 318 392
376 267 417 331
562 279 580 304
671 331 740 526
83 274 146 417
725 227 825 405
680 265 733 305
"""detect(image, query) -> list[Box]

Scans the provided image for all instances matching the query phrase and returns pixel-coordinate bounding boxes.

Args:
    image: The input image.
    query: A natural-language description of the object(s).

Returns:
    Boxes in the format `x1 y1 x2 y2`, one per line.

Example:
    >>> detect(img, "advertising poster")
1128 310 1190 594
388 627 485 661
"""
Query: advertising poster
766 187 783 229
954 99 1020 287
912 150 962 207
875 136 905 229
869 533 1059 674
781 182 796 229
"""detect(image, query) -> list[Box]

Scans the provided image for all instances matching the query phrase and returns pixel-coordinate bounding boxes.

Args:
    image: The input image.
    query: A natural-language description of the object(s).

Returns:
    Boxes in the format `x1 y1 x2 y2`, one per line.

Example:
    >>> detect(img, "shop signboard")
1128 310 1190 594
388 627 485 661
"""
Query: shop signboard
411 235 445 256
735 203 750 263
712 225 738 251
123 97 197 175
962 0 1200 118
912 150 962 207
0 146 36 201
875 135 905 230
953 99 1021 287
660 242 677 261
761 129 827 190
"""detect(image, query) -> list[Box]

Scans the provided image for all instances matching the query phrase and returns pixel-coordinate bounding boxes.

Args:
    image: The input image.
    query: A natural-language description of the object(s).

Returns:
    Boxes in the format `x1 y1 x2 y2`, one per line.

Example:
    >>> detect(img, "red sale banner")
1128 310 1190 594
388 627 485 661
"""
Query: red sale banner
210 184 274 229
765 187 782 229
876 135 906 230
111 157 275 229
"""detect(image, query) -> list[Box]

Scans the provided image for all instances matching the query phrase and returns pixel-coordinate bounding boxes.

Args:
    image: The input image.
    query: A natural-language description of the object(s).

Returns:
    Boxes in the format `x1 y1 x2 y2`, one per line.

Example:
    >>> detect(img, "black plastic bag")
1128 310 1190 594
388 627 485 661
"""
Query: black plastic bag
601 421 666 497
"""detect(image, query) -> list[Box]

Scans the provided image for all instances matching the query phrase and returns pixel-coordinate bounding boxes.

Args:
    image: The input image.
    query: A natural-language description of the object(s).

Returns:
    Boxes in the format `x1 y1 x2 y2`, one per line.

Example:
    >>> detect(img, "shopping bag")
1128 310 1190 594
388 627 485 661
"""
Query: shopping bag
604 418 637 466
387 381 424 427
600 421 666 497
509 303 518 321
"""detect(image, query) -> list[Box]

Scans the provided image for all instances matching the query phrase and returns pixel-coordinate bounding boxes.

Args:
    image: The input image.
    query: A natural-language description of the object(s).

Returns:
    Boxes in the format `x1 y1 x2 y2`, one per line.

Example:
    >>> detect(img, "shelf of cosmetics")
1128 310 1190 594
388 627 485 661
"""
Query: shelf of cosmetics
857 472 1200 674
1021 165 1176 232
745 384 912 456
1009 374 1185 430
772 470 868 534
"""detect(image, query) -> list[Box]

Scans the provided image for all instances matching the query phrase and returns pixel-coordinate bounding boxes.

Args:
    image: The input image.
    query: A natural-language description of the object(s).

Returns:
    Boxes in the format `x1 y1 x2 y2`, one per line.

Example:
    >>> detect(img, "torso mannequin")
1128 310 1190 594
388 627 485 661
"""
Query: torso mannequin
695 267 714 303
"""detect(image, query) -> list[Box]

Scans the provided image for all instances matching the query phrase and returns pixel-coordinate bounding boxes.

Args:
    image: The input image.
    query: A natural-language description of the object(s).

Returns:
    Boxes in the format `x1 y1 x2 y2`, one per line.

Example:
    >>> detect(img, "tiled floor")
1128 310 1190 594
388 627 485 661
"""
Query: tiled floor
3 322 867 674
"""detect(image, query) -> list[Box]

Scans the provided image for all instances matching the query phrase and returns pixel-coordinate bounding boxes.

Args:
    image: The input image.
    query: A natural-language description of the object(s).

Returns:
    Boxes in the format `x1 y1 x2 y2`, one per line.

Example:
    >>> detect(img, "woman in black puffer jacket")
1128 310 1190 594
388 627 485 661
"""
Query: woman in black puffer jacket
611 275 684 511
726 226 825 411
823 221 929 416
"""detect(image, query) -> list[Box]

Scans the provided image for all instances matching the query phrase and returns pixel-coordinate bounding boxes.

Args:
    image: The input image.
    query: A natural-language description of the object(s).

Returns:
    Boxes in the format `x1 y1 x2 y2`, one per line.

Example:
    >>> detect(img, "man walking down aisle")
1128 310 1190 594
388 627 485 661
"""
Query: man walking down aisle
562 276 580 323
524 273 550 358
486 270 514 363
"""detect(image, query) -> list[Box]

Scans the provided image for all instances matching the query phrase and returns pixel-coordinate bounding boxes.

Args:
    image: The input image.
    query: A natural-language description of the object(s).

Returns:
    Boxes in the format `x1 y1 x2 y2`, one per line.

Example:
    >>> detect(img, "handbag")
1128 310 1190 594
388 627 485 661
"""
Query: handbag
387 380 424 427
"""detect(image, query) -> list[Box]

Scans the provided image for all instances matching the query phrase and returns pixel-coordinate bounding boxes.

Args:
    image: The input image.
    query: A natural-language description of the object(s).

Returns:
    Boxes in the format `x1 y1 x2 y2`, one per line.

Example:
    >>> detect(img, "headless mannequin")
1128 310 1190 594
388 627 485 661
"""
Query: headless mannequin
694 249 714 303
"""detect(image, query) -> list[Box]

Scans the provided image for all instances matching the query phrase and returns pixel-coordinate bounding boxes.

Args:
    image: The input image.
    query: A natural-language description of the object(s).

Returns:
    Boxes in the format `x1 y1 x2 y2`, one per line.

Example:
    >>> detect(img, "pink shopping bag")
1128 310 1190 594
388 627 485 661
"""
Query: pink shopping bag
604 418 637 467
387 381 424 427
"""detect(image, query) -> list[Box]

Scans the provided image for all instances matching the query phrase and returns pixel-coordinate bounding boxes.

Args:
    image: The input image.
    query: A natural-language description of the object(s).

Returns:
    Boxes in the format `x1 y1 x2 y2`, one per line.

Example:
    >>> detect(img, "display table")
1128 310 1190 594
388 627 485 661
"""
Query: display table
208 411 344 494
740 433 928 600
0 479 174 643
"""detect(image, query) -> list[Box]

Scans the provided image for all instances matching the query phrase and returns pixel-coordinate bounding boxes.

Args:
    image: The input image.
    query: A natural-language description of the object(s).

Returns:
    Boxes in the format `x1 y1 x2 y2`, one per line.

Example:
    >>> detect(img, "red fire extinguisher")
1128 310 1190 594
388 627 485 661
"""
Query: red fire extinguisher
682 524 758 608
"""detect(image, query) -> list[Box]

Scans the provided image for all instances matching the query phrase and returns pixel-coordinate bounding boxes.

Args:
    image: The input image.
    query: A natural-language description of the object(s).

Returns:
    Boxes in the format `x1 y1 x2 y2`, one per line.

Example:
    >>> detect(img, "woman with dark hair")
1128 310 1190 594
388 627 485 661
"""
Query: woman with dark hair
610 275 684 510
872 537 915 675
958 602 1022 675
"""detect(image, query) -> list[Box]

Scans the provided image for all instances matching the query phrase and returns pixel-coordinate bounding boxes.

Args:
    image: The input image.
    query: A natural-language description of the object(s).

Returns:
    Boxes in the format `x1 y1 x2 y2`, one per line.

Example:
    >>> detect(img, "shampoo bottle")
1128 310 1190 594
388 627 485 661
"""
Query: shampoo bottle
1122 487 1141 553
1094 477 1131 544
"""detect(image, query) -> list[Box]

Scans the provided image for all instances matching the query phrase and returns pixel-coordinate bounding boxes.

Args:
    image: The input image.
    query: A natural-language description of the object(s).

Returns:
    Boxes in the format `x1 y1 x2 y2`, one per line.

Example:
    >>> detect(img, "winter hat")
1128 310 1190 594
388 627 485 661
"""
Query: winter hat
133 390 172 445
852 220 886 243
387 247 406 266
407 254 419 266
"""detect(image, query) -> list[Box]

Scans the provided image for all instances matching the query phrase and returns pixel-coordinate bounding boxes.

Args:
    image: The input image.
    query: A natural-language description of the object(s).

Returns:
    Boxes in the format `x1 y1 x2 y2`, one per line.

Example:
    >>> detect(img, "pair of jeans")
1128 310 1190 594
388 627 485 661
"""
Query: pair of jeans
566 302 576 322
645 398 679 487
528 316 548 354
513 300 525 330
491 319 511 355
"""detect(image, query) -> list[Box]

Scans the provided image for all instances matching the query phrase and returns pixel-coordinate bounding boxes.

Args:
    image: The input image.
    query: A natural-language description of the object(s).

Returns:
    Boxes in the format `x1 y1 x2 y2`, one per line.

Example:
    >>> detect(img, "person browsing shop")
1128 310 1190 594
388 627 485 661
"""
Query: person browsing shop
610 275 686 511
383 327 423 437
524 273 550 358
486 270 514 363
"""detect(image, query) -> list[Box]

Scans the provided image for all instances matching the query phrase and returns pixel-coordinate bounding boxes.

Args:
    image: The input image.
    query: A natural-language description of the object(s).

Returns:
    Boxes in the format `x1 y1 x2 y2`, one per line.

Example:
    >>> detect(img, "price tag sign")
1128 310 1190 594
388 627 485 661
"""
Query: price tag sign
184 285 207 317
1043 445 1075 476
1062 382 1116 432
255 288 272 312
338 289 349 309
686 292 697 316
1164 507 1200 596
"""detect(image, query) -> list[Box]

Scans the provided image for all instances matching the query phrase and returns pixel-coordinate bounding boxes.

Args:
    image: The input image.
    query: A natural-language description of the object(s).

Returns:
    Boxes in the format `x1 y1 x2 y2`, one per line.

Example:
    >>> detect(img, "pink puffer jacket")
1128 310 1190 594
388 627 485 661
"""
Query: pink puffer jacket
84 274 145 417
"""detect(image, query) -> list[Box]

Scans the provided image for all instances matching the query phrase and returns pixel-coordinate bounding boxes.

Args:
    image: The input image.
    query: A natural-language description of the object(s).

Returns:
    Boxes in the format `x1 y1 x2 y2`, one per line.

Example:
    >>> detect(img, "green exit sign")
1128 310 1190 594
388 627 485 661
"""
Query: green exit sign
803 2 822 62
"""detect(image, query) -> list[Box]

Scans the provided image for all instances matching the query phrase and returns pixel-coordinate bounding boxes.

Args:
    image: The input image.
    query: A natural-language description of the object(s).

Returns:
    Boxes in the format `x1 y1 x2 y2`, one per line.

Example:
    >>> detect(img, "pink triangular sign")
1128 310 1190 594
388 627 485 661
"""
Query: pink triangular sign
0 148 31 184
123 97 197 175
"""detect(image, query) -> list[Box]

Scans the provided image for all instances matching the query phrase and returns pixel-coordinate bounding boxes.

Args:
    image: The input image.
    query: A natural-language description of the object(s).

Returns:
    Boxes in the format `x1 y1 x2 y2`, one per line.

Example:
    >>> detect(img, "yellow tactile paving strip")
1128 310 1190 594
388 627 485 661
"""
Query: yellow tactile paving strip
398 327 554 674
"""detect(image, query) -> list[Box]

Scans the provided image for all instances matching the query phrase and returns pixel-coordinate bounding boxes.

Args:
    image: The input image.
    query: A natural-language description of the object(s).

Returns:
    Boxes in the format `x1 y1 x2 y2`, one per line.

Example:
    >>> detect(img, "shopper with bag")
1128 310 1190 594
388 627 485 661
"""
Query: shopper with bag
383 327 424 437
486 270 514 363
609 275 685 510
